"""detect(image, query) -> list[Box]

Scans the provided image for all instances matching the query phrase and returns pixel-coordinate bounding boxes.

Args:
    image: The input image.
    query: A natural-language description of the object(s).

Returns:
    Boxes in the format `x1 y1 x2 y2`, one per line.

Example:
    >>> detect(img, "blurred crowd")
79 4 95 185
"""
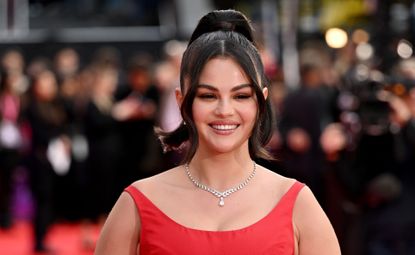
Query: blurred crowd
0 41 185 252
0 35 415 254
264 39 415 255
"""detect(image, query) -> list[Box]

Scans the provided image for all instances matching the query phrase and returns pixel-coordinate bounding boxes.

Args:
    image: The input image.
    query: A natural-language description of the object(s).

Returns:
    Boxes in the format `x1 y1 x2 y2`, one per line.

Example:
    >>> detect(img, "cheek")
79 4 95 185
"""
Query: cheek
191 101 206 123
244 102 259 121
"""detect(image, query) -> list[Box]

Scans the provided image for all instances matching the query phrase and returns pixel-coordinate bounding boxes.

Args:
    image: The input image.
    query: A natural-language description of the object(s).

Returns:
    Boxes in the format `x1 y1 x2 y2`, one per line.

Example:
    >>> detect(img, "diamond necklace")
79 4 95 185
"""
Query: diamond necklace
184 161 256 207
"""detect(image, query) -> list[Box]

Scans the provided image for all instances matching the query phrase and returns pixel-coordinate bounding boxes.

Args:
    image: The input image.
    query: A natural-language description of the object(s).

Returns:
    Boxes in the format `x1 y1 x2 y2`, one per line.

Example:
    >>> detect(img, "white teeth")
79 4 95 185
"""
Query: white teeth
211 124 238 131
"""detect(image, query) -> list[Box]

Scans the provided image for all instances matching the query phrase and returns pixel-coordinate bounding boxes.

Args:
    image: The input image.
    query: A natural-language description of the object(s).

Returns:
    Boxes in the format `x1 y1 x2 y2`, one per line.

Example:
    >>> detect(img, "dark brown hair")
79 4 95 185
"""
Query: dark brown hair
156 10 275 163
188 9 255 46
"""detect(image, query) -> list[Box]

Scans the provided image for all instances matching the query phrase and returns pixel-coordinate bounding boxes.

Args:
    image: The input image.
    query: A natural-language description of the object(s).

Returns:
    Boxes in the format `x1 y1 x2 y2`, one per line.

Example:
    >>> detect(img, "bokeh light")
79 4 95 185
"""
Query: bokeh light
352 29 370 44
325 28 348 48
397 39 413 59
356 43 374 61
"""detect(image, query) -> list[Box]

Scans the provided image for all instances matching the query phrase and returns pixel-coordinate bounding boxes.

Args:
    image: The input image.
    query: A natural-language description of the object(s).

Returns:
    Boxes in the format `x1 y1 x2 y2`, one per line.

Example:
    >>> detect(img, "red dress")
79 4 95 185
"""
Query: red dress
125 181 305 255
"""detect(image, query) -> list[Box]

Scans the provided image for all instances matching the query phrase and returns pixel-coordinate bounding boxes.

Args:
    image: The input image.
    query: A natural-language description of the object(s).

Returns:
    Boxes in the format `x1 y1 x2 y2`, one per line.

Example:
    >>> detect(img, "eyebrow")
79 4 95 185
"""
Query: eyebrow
197 83 253 92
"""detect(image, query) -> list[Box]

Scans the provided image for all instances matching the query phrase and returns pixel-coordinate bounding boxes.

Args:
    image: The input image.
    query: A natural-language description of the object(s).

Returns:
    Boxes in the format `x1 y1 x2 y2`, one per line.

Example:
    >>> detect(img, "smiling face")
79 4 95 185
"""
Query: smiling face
191 57 262 156
162 30 275 162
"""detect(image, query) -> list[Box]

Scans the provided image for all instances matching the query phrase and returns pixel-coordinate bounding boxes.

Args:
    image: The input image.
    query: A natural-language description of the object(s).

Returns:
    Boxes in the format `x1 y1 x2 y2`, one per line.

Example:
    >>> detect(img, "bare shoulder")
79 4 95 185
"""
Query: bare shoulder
292 184 341 255
95 166 184 254
130 165 187 199
94 188 141 254
257 166 340 254
256 165 297 193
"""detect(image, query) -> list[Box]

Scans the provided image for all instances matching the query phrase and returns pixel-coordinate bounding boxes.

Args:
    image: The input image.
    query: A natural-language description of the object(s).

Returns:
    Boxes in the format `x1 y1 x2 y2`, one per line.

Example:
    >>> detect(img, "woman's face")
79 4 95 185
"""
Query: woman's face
191 57 264 155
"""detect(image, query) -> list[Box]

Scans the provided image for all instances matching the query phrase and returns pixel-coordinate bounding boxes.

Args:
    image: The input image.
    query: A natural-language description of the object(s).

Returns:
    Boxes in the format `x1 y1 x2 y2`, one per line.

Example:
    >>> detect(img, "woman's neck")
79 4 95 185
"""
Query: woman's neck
188 150 254 190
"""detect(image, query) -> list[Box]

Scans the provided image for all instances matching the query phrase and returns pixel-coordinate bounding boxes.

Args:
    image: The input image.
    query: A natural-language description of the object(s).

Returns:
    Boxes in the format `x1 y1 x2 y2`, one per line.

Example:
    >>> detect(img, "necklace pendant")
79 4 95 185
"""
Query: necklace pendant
219 197 225 207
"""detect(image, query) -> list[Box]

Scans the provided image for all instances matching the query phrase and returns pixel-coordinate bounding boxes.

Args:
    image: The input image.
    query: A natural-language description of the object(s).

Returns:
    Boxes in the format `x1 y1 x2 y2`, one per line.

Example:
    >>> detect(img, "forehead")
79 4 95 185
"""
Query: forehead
198 57 250 86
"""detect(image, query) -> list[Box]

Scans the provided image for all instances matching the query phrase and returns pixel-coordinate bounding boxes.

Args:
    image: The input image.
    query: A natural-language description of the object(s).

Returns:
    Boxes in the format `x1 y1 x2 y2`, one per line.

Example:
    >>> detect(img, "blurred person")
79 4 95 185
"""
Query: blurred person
24 57 54 113
354 90 415 255
54 47 80 80
54 47 83 104
81 66 123 250
0 49 29 229
113 53 162 189
85 67 121 215
259 78 287 173
53 47 89 221
256 46 285 172
259 46 279 81
91 46 122 73
278 62 339 206
391 61 415 255
347 63 415 255
155 40 185 133
319 121 356 255
267 80 286 147
23 69 70 253
333 76 415 255
154 40 186 168
0 71 24 229
1 49 29 95
95 10 340 255
26 57 53 79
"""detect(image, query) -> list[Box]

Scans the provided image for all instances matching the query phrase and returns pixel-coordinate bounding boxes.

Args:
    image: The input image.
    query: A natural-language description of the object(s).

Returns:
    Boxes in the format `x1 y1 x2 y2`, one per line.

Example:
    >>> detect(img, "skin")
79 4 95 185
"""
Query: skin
95 57 341 255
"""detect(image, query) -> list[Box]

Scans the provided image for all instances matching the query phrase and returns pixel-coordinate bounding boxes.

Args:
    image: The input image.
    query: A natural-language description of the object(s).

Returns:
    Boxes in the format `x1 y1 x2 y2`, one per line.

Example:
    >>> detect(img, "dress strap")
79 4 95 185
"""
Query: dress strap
276 181 305 216
287 181 305 199
124 185 167 218
124 185 159 217
124 185 143 208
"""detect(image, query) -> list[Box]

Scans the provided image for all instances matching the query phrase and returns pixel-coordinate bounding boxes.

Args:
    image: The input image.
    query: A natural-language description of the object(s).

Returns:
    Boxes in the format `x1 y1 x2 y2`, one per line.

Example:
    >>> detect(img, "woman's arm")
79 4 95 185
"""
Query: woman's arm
94 192 141 255
293 186 341 255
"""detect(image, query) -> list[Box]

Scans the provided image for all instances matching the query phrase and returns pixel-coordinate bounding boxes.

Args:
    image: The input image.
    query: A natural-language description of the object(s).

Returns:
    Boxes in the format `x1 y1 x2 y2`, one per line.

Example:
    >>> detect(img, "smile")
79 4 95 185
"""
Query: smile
210 124 239 131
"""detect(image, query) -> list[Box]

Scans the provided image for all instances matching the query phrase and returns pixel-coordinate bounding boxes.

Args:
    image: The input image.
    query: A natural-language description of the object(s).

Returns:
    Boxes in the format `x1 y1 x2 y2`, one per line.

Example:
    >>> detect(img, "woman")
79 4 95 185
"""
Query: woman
25 69 70 252
95 10 340 255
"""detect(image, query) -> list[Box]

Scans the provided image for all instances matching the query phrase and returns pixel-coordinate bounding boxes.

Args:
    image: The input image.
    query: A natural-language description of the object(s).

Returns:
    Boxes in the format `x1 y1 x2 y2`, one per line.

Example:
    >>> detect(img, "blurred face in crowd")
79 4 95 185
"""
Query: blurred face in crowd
93 68 118 97
129 68 151 93
55 48 79 77
1 50 24 73
34 70 58 101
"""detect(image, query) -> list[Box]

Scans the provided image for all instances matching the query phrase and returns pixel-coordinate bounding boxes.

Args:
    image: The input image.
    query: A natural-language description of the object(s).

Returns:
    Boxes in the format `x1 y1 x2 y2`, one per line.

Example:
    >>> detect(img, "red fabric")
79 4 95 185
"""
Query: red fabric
125 181 305 255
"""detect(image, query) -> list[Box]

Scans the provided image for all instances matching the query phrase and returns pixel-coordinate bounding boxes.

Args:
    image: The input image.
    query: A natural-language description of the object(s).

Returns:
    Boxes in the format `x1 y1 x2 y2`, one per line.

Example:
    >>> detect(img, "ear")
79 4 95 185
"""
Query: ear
175 87 184 108
262 87 268 100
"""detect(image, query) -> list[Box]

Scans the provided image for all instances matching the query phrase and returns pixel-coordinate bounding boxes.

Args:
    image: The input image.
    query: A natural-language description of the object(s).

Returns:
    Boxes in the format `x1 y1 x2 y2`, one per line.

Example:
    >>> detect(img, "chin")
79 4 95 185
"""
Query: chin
204 141 246 155
198 133 250 154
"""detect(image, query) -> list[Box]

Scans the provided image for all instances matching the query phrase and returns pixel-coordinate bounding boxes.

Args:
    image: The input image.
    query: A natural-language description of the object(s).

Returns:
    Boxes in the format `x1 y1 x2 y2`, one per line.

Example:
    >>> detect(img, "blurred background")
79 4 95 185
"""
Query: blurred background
1 0 415 254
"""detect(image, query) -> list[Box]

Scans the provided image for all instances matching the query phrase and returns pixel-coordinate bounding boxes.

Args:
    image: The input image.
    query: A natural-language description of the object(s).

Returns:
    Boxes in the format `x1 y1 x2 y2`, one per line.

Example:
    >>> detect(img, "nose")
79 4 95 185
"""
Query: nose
214 98 234 117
